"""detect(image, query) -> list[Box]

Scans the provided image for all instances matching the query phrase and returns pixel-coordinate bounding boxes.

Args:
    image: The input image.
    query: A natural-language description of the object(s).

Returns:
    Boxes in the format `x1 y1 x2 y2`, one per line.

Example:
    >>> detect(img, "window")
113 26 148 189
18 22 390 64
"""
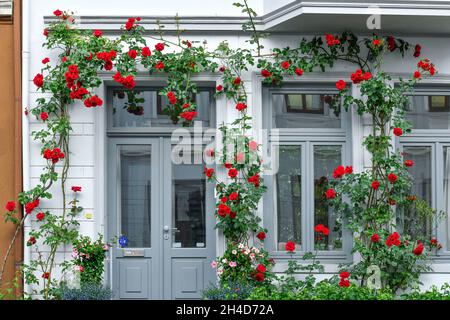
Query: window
399 85 450 257
263 83 351 259
109 87 215 129
405 87 450 129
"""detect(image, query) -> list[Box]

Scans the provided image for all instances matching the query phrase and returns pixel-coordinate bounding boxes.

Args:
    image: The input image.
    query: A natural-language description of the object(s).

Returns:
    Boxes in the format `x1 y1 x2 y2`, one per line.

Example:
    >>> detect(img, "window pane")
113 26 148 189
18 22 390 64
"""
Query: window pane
112 89 214 128
172 151 206 248
272 93 340 128
120 145 151 247
444 147 450 249
276 146 302 251
314 145 343 250
406 95 450 129
397 146 432 242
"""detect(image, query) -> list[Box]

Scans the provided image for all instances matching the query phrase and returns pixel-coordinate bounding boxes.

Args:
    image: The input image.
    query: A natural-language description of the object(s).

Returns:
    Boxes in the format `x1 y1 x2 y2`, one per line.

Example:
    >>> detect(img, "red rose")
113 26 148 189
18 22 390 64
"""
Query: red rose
236 103 247 111
43 148 65 163
413 243 424 256
36 212 45 221
336 80 346 91
228 168 238 179
40 112 48 121
371 180 380 190
93 30 103 37
413 71 421 79
345 166 353 174
261 69 271 78
221 197 228 203
128 50 138 59
281 61 290 70
229 211 236 219
155 62 165 70
295 67 303 76
43 28 49 37
5 201 16 212
233 77 241 85
33 74 44 88
248 174 260 187
325 189 336 199
340 271 350 279
257 231 266 241
413 44 421 58
372 39 381 47
53 10 62 16
351 69 372 84
257 264 266 273
393 127 403 136
229 192 239 201
255 272 265 282
339 279 350 287
42 272 50 279
217 203 230 217
285 241 296 252
219 66 225 72
371 234 379 243
155 43 165 52
333 165 345 179
27 236 36 246
315 224 330 236
141 46 151 57
180 111 197 122
387 36 396 51
42 57 50 64
404 160 414 167
204 167 214 178
125 18 135 31
388 173 397 184
84 95 103 108
25 199 39 214
386 232 401 247
71 186 82 192
216 85 223 92
325 34 340 46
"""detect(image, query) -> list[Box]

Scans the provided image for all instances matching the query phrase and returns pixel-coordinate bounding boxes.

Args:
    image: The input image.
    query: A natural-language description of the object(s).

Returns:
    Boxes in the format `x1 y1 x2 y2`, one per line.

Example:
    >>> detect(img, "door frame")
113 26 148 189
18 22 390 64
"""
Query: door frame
107 136 217 299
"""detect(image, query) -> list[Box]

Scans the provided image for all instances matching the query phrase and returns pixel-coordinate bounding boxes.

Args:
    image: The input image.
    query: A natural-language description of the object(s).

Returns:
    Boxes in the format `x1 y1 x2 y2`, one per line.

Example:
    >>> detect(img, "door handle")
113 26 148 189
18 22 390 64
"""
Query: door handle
163 226 179 233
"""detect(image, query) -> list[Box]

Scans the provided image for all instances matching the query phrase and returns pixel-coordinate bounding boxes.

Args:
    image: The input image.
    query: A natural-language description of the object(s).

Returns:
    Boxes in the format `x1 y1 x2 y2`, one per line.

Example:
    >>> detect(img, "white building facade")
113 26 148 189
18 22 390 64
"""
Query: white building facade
23 0 450 299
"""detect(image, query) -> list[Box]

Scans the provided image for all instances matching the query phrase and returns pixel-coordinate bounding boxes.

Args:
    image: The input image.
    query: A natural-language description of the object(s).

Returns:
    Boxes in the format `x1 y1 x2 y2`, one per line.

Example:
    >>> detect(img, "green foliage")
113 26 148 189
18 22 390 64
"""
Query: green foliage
402 284 450 300
71 235 109 286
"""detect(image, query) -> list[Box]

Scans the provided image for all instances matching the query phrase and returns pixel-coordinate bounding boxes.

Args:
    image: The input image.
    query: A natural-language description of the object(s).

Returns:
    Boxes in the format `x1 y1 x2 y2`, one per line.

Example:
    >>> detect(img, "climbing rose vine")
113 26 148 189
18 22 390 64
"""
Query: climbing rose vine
0 0 442 299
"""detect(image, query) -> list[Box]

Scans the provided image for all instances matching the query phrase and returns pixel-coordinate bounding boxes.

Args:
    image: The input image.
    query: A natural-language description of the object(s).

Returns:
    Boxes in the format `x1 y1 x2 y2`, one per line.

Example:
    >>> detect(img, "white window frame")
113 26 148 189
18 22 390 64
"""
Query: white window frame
261 79 353 262
397 81 450 260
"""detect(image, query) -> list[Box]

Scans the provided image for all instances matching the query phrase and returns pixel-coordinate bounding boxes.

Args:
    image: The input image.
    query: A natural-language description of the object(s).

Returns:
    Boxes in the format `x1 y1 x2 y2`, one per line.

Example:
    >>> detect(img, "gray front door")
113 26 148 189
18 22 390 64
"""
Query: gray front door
108 137 216 299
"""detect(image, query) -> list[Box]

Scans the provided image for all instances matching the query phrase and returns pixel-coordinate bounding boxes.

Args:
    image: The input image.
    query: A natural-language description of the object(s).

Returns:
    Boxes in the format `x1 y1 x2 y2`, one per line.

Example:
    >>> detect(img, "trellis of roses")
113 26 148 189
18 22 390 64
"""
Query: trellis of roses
0 0 441 299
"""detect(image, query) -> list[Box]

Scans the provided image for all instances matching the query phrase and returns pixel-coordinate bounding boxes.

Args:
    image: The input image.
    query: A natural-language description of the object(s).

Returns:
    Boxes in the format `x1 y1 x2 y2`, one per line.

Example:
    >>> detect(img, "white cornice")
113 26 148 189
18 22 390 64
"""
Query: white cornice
43 1 450 33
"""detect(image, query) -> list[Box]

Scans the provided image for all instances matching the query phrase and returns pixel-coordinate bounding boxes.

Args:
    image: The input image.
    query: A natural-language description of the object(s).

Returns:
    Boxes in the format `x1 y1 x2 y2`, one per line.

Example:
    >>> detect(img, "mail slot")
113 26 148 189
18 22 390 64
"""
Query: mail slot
123 249 145 257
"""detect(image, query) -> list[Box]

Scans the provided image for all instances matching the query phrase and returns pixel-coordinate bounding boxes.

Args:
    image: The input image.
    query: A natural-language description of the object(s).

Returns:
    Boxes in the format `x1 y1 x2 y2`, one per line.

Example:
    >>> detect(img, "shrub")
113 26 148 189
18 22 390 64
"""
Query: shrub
59 283 112 300
401 284 450 300
203 281 256 300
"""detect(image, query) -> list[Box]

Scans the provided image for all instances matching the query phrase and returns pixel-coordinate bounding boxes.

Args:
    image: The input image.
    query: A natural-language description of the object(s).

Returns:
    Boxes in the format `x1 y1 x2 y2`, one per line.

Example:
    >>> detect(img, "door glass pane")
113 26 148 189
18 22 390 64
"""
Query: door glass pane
120 145 152 247
272 93 340 128
444 147 450 249
172 151 206 248
112 89 214 128
314 145 342 250
276 146 302 251
397 146 432 242
406 95 450 129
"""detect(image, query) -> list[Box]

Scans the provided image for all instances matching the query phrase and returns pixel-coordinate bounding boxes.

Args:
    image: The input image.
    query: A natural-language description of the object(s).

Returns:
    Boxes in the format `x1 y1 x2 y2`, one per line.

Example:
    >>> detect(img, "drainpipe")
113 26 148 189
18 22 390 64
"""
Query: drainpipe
22 0 31 295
